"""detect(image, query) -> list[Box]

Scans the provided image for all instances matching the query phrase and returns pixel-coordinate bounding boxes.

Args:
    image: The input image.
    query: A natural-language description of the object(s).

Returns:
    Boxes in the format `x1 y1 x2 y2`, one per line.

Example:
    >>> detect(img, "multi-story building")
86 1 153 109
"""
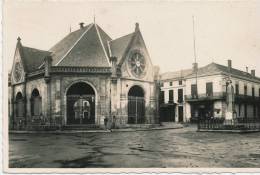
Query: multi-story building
160 60 260 122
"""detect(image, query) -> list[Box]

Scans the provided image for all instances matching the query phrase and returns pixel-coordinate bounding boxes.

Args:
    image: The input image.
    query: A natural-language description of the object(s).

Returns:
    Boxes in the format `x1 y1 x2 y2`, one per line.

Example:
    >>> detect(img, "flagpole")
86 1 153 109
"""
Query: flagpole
192 15 198 96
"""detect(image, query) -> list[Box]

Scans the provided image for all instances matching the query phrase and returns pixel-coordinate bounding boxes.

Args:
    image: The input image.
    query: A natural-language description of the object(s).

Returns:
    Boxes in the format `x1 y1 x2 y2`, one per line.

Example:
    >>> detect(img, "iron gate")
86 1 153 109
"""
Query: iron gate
67 95 95 124
128 96 145 124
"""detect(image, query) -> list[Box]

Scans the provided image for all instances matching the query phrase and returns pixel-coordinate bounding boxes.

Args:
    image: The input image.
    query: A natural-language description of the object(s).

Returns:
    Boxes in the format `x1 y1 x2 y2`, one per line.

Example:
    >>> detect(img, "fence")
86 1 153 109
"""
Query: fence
198 117 260 131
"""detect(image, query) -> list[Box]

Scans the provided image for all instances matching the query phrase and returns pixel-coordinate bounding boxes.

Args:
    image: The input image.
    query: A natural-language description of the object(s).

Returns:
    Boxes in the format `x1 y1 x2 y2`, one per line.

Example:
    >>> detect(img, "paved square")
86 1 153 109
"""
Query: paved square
9 126 260 168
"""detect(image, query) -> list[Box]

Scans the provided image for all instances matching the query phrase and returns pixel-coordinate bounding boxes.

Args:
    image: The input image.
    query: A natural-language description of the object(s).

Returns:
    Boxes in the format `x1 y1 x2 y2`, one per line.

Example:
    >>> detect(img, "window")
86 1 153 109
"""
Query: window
191 84 198 98
253 105 256 117
244 85 247 96
178 89 183 103
238 104 241 116
160 91 165 104
161 82 164 87
169 90 173 103
244 104 247 118
235 84 239 95
16 92 24 117
31 89 42 116
252 87 255 97
206 82 213 97
179 80 182 85
169 82 173 86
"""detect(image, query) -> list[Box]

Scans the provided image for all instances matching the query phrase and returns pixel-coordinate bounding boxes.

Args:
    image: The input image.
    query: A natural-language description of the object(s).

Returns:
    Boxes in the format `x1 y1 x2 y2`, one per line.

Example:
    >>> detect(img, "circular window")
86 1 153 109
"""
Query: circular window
127 51 146 78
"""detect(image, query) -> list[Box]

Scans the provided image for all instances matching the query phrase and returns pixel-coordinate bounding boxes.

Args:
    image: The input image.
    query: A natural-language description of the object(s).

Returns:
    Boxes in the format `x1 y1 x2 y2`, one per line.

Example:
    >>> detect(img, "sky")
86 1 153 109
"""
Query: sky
3 0 260 76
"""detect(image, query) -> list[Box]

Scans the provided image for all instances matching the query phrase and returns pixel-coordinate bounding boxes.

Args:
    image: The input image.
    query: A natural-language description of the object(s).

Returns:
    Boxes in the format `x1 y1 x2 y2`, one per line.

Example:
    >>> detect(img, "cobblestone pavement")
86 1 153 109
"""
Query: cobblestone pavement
9 125 260 168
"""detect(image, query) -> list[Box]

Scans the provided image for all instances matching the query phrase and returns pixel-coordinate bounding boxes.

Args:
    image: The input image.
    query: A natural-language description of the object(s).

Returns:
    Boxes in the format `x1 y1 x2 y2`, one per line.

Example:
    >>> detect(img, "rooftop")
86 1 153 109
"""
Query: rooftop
160 62 260 82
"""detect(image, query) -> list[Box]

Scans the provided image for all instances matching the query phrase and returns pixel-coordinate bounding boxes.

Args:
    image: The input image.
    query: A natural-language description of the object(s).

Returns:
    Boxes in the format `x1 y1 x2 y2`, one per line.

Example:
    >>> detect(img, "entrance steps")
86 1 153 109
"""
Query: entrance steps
62 124 102 130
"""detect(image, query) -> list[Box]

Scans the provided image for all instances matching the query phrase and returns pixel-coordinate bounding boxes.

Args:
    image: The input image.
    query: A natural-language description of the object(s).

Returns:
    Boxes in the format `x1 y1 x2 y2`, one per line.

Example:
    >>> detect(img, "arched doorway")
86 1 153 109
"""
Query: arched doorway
128 85 145 124
66 82 95 125
31 89 42 116
15 92 24 117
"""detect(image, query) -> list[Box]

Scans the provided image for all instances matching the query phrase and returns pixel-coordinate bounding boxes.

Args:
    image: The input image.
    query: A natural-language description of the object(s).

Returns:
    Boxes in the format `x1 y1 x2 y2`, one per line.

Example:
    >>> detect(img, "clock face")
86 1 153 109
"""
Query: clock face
128 52 146 78
14 62 22 82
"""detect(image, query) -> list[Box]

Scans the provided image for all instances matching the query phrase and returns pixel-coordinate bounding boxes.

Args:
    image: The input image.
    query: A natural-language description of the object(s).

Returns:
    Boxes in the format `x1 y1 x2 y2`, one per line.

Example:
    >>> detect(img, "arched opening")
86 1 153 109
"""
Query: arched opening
66 82 95 125
15 92 24 117
128 85 145 124
31 89 42 116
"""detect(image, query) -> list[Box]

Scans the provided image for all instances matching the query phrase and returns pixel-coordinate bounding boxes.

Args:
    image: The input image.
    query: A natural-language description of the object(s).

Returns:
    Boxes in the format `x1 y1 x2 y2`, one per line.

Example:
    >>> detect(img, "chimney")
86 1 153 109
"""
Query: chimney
135 22 139 32
192 62 198 73
228 59 232 68
251 69 255 77
246 66 248 73
79 22 84 29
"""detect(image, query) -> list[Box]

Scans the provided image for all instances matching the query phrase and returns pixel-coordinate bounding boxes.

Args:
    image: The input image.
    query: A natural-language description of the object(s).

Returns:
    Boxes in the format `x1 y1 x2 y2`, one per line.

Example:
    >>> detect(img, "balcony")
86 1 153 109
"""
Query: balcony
185 92 260 103
185 92 226 102
159 100 176 107
235 95 260 103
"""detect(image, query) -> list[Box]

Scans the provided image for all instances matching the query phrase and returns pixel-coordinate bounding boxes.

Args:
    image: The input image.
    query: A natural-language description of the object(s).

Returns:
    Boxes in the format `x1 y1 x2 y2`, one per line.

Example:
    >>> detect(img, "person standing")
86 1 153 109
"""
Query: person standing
104 116 108 129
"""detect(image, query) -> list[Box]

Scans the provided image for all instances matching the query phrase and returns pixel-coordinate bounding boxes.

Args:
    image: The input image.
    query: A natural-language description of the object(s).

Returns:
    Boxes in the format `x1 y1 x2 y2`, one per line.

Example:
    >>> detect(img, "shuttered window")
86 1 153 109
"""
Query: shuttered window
178 89 183 103
169 90 173 103
206 82 213 97
191 84 197 98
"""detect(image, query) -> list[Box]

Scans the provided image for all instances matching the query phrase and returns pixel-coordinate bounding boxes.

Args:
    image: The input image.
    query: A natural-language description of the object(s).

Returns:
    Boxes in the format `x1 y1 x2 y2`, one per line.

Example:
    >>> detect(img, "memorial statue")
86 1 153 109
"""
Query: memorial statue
226 79 235 120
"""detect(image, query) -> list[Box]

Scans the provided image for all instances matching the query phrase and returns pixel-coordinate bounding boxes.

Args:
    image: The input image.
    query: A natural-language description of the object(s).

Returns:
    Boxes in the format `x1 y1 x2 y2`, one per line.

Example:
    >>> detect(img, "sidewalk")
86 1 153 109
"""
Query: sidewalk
9 123 184 134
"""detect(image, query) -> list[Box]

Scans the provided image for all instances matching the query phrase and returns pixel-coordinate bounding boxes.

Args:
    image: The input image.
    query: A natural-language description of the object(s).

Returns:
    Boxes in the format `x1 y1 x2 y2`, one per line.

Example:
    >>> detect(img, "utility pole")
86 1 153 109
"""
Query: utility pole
192 15 199 127
192 15 198 91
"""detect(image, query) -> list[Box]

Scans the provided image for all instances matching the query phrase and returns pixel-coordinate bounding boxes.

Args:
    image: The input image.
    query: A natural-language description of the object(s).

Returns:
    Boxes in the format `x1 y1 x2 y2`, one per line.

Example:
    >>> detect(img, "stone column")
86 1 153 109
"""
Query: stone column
54 78 61 126
22 80 27 127
44 56 52 125
120 94 127 125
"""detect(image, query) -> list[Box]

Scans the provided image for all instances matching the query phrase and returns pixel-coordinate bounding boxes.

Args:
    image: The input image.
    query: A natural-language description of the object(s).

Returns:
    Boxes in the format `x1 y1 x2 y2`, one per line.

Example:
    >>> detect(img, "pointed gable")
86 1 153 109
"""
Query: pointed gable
50 23 112 67
109 32 135 63
12 38 51 73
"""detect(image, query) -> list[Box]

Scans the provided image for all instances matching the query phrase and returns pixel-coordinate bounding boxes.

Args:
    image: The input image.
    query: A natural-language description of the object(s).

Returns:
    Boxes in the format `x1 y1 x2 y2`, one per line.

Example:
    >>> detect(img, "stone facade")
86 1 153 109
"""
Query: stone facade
8 22 159 130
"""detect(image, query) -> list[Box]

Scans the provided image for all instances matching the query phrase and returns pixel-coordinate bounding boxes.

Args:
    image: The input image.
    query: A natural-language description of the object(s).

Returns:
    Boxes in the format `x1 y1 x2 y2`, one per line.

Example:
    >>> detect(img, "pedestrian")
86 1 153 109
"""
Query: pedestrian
104 116 108 130
112 115 116 129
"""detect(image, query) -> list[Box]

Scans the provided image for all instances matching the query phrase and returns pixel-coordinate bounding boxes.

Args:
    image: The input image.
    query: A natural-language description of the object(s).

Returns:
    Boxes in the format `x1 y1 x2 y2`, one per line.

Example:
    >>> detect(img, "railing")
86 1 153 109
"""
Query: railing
186 92 260 102
198 117 260 131
185 92 226 101
235 95 260 103
51 66 111 74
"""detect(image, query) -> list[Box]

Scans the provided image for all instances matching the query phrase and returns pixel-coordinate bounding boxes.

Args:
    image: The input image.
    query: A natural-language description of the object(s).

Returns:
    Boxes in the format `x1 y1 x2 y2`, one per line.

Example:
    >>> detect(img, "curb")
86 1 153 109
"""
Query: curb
197 129 260 133
9 126 184 134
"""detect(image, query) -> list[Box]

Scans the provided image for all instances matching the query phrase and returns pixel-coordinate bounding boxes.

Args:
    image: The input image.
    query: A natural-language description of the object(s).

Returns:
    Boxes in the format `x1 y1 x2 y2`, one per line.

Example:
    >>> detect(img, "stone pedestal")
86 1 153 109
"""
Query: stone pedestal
225 112 233 120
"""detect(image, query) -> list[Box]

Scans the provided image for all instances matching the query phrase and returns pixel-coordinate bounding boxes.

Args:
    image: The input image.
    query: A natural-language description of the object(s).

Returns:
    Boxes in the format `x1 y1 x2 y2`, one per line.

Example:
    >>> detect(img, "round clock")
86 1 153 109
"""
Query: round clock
14 62 22 82
128 52 146 78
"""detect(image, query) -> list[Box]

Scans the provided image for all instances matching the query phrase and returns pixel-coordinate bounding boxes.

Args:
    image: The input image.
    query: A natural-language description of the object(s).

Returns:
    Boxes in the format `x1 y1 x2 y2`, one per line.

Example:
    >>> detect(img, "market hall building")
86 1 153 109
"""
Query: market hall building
8 22 159 130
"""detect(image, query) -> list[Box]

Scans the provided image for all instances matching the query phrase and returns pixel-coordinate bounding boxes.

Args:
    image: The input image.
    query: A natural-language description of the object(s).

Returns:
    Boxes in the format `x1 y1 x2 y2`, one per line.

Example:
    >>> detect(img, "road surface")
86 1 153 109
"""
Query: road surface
9 125 260 168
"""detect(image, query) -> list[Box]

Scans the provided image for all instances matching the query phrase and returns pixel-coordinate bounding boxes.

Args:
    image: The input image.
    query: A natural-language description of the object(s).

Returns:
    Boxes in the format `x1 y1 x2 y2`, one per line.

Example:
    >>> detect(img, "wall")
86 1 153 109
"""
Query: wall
186 74 223 95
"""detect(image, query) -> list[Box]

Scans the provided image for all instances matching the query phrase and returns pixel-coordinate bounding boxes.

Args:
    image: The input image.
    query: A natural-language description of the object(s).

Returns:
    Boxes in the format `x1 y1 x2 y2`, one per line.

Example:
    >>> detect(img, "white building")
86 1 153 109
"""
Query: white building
160 60 260 122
